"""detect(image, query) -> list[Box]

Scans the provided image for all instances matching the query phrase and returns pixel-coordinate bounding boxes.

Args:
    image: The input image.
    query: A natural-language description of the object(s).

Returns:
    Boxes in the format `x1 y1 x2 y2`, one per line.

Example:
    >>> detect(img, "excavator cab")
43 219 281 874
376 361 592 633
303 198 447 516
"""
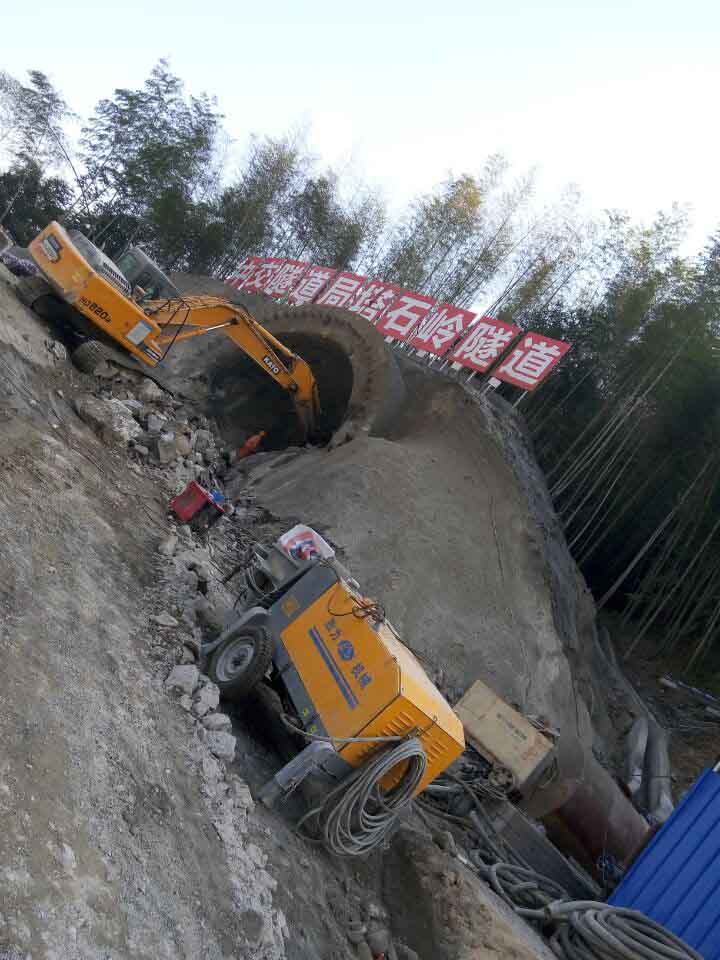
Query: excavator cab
114 246 179 302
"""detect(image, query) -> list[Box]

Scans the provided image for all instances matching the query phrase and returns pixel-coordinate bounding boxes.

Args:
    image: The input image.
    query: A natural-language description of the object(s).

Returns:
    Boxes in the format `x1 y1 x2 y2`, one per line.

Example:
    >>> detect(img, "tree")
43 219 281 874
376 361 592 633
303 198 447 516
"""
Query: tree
210 134 306 277
519 209 720 668
0 70 75 228
375 157 533 305
0 160 72 243
0 70 74 168
379 172 486 293
79 60 222 257
277 172 385 269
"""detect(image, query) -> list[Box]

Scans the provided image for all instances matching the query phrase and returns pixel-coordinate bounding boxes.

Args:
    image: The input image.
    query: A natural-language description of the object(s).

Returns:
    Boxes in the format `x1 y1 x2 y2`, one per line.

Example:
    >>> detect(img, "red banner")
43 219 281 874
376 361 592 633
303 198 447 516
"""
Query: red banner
348 280 401 324
227 256 265 289
315 271 367 309
410 303 476 357
237 257 286 293
376 291 436 341
264 259 310 298
493 332 570 390
227 256 571 388
451 317 519 372
288 265 337 305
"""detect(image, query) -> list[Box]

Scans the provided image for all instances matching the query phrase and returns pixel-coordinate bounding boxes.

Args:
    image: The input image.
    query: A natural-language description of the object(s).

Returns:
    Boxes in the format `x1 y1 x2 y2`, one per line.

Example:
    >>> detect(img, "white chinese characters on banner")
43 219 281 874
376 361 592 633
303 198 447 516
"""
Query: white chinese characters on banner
240 257 286 293
288 266 337 305
227 256 265 289
376 291 436 340
224 254 572 392
495 333 570 390
264 260 309 298
451 317 520 372
410 303 476 356
315 271 367 308
348 281 401 324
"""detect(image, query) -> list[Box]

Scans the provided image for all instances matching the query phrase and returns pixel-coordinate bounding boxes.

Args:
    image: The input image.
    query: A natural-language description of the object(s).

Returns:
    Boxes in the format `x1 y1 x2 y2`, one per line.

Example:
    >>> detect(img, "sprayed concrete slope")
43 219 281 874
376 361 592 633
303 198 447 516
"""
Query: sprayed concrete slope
244 359 615 754
163 275 613 753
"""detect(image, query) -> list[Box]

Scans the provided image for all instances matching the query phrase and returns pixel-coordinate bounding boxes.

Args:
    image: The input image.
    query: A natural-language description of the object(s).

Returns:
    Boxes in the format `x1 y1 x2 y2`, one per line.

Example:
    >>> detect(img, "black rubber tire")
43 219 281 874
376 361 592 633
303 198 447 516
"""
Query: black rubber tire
16 275 52 308
208 625 273 701
71 340 111 375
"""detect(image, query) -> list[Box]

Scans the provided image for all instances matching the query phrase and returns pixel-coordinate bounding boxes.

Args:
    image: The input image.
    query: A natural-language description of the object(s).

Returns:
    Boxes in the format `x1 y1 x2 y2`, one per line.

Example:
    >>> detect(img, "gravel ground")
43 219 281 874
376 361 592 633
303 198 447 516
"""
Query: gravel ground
0 263 560 959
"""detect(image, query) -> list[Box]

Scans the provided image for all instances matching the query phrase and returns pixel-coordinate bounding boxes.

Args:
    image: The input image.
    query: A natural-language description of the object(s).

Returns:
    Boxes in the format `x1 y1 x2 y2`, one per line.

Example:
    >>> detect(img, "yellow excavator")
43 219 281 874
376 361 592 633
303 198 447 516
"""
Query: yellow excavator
17 221 321 439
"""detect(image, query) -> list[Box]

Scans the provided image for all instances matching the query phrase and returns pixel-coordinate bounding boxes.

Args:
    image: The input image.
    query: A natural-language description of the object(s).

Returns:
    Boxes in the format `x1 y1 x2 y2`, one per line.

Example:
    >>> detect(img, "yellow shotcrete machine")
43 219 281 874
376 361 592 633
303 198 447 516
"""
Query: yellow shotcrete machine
201 527 466 854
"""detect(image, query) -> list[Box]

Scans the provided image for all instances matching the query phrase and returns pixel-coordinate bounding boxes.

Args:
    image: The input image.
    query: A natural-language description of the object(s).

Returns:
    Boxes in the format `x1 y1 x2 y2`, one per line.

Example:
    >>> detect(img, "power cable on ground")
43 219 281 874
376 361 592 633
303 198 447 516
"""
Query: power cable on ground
419 779 701 960
297 738 427 857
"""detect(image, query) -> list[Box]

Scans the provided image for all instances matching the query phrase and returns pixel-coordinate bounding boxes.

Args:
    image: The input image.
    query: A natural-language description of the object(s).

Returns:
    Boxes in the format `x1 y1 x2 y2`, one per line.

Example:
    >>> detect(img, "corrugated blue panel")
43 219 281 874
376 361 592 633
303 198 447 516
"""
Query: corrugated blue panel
610 769 720 960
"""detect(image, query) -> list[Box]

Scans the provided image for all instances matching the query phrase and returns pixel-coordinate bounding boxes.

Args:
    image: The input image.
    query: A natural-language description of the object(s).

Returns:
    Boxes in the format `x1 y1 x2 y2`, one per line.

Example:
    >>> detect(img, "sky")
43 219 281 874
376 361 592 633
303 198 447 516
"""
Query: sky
3 0 718 252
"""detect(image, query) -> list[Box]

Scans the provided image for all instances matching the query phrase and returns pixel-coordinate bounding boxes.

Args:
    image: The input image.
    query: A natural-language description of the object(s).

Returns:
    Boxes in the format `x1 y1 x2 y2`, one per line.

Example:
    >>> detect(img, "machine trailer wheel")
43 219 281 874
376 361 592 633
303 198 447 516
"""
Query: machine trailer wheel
208 625 273 701
71 340 112 375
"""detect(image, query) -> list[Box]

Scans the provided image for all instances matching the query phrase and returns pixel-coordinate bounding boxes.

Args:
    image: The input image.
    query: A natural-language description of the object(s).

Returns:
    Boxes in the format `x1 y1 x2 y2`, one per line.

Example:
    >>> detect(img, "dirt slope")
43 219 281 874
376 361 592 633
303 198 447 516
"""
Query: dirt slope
0 266 556 960
0 270 286 959
240 360 610 752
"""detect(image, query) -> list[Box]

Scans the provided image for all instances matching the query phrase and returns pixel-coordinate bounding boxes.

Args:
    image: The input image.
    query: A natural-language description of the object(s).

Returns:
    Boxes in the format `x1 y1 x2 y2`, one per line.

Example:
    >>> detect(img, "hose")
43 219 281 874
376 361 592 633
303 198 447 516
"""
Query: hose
281 713 405 745
472 857 568 915
537 901 703 960
420 794 702 960
469 853 701 959
298 738 427 856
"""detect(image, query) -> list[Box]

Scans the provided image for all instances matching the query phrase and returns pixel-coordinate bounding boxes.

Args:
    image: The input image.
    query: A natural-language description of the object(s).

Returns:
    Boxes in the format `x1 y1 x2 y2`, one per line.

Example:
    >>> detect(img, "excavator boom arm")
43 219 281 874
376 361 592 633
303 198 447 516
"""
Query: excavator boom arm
148 296 320 439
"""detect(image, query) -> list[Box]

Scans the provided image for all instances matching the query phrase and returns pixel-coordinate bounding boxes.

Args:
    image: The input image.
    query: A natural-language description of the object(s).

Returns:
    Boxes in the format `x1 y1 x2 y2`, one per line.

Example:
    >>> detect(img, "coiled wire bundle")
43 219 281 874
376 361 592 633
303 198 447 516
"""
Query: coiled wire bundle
299 738 427 856
471 857 569 915
420 780 702 960
534 901 703 960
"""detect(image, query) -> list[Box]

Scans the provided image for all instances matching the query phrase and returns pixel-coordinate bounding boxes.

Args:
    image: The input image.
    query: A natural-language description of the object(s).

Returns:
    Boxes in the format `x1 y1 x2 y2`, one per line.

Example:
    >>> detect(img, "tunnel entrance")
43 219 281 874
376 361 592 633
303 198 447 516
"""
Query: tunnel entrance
206 331 354 451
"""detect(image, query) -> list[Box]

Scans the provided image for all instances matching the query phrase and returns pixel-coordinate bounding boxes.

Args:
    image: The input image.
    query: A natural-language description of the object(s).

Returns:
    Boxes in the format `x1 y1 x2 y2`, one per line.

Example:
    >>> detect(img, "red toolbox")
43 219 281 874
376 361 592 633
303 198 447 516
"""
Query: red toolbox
170 481 224 522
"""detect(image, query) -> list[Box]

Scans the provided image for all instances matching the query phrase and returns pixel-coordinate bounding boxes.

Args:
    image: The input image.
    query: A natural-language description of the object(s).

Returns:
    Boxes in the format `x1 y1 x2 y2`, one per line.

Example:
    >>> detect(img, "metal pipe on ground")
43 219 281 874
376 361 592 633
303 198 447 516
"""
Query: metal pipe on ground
543 753 650 877
520 733 650 879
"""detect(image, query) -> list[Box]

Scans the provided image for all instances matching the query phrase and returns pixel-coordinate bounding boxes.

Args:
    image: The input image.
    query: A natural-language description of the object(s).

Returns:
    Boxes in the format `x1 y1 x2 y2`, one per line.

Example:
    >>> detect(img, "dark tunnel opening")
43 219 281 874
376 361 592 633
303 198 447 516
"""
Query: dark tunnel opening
206 332 354 451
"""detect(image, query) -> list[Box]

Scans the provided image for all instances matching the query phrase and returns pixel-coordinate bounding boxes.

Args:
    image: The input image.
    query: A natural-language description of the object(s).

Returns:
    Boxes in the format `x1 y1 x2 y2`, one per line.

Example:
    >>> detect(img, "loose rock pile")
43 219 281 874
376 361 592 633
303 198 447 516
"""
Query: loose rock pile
71 362 290 956
73 365 231 492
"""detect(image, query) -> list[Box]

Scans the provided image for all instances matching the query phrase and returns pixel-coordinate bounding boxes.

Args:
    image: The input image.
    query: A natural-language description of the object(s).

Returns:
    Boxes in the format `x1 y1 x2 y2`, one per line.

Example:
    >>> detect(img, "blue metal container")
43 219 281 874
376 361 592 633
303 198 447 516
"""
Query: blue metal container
610 768 720 959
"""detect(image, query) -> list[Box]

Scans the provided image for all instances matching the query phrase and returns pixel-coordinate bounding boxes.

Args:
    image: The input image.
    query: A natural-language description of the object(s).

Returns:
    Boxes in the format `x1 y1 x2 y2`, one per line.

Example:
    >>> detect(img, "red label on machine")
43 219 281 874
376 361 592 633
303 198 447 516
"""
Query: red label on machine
451 317 519 372
376 291 436 341
315 271 367 309
493 332 570 389
289 265 337 305
410 303 476 356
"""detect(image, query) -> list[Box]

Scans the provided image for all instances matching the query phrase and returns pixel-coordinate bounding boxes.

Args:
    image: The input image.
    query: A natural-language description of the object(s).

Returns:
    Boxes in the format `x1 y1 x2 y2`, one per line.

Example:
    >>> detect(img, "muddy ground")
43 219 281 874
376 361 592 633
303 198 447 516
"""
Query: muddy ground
0 266 558 959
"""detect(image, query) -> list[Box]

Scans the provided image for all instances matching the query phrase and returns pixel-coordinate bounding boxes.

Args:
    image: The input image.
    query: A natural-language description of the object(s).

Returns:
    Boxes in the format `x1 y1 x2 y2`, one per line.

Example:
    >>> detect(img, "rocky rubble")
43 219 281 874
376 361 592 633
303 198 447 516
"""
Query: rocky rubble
55 344 556 959
65 357 293 956
72 363 229 497
152 541 293 957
